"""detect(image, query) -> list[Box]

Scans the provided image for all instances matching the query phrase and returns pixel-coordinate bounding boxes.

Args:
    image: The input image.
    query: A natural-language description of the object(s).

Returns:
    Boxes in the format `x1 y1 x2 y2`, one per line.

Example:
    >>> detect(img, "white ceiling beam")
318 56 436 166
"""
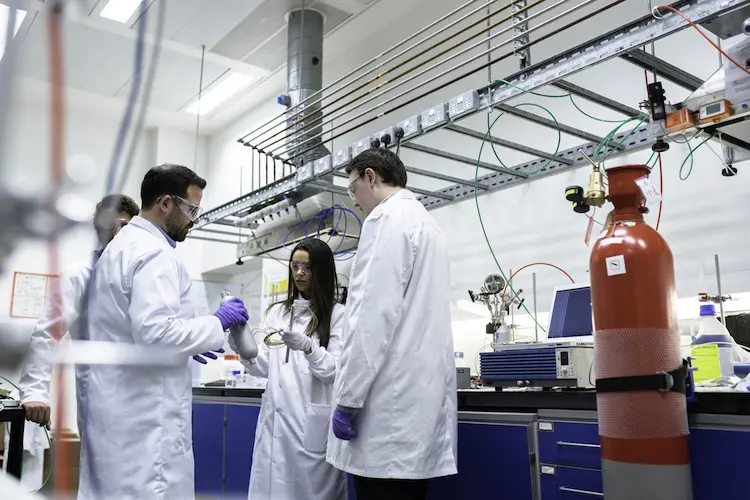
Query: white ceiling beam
20 0 270 79
315 0 370 15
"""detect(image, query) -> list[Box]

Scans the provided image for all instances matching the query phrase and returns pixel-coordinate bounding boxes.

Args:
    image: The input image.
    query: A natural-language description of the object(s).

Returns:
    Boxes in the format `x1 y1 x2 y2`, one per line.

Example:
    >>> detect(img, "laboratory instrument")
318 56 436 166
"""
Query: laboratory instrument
480 284 595 389
468 273 523 345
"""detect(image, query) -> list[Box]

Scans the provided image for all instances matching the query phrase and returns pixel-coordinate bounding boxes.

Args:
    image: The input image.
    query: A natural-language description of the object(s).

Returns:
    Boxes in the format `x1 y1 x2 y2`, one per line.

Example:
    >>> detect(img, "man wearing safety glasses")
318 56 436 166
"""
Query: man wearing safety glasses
78 164 249 500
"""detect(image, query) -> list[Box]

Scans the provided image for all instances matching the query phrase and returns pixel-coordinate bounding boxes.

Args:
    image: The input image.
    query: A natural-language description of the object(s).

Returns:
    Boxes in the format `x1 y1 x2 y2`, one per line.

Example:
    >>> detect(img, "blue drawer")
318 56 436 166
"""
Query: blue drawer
538 420 601 469
540 465 603 499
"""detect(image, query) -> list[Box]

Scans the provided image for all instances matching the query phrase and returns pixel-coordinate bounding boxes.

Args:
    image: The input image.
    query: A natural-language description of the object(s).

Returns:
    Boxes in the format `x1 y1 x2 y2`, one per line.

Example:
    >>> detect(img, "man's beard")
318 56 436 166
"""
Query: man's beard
165 211 191 242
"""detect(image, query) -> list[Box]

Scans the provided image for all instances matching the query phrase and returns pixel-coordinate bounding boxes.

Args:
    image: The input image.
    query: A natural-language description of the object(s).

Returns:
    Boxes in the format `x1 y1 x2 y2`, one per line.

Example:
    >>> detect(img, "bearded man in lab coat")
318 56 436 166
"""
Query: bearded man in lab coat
326 148 457 500
77 164 249 500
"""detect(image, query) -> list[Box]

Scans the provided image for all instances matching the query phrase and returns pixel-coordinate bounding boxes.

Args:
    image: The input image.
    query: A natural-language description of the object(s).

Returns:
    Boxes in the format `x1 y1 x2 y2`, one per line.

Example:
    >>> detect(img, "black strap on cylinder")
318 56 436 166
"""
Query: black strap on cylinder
596 359 688 395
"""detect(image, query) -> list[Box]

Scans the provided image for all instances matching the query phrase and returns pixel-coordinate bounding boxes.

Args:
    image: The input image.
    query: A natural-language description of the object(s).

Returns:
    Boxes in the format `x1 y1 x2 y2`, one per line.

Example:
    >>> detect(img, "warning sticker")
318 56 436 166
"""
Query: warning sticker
605 255 626 276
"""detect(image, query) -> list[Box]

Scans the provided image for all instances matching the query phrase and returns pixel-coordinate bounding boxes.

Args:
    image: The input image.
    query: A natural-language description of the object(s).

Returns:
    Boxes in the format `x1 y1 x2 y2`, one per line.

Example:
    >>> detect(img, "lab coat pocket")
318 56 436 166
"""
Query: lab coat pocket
303 403 330 453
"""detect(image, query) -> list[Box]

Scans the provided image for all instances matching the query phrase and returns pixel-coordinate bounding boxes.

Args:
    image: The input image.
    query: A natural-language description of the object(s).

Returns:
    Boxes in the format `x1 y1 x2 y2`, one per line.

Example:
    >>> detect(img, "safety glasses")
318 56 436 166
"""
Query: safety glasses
347 172 365 200
290 261 311 274
172 196 203 223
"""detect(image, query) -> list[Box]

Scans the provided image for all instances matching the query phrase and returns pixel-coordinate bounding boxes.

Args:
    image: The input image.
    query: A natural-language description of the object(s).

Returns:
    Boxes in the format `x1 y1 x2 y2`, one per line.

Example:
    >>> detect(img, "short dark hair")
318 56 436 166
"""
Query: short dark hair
94 194 139 225
140 163 207 209
345 148 407 188
94 194 140 231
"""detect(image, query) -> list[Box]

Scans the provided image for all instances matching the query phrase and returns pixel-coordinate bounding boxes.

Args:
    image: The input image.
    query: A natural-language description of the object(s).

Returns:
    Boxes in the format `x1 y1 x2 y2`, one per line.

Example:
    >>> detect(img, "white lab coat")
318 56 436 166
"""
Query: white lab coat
77 216 224 500
235 301 347 500
326 189 458 480
18 254 97 436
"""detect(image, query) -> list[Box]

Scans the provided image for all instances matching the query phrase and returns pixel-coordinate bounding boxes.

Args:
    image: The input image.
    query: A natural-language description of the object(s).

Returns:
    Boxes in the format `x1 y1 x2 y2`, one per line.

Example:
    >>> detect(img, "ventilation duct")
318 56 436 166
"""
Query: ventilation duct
233 9 359 263
285 9 330 165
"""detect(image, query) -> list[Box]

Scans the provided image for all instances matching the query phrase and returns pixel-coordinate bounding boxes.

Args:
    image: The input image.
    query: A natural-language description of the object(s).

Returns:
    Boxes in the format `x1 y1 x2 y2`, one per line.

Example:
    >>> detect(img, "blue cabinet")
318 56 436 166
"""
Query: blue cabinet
224 405 261 497
538 421 601 470
690 426 750 500
192 402 225 498
192 401 261 499
424 420 534 500
540 465 603 499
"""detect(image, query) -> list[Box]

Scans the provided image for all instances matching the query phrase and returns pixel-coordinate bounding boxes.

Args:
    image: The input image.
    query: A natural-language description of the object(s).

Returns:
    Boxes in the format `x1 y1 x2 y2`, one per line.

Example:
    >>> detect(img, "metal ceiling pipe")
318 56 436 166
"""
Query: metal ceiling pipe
284 9 329 165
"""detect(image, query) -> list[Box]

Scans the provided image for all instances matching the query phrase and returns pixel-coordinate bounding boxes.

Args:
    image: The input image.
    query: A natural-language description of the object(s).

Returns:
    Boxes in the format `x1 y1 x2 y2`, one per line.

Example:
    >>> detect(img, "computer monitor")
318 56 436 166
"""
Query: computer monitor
546 283 593 341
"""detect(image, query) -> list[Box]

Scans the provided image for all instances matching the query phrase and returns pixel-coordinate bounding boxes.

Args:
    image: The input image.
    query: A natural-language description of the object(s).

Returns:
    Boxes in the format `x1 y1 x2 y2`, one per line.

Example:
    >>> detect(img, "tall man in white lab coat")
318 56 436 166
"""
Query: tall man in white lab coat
326 148 457 500
78 164 249 500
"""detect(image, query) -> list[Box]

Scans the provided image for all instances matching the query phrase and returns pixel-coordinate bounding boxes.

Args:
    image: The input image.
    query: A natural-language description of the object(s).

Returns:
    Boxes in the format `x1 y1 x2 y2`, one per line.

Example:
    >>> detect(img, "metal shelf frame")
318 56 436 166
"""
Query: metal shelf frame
196 0 750 235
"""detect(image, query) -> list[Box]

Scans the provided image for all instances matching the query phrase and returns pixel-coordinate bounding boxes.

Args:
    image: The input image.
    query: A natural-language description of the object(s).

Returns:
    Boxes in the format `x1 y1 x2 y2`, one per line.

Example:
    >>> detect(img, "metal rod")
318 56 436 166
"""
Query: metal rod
193 45 205 169
193 227 251 237
328 174 454 200
715 254 726 325
446 124 572 164
240 0 498 143
254 0 535 150
405 164 489 189
288 0 626 162
401 142 528 177
495 103 608 145
251 147 255 191
553 80 640 117
267 0 599 157
509 268 515 341
533 272 538 342
187 235 240 244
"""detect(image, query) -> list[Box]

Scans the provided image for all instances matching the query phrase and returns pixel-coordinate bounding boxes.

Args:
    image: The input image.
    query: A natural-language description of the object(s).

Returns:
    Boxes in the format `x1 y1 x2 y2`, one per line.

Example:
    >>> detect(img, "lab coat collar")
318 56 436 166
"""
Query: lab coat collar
372 189 415 216
130 216 177 248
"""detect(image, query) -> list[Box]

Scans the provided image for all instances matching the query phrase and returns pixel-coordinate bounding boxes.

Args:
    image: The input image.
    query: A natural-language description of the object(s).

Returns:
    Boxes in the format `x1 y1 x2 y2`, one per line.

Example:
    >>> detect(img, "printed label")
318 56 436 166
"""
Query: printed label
539 421 553 432
540 465 556 475
635 176 662 206
605 255 627 276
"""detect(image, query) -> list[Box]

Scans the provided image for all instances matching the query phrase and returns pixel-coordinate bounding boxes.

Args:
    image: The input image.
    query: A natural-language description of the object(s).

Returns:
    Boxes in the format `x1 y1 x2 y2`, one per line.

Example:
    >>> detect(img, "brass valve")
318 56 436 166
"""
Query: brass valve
564 150 606 213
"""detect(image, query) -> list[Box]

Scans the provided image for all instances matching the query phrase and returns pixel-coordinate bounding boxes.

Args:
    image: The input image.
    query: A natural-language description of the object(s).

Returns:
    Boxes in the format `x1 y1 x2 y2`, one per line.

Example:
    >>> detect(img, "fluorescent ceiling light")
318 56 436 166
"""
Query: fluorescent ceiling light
0 5 27 58
100 0 141 24
186 74 255 116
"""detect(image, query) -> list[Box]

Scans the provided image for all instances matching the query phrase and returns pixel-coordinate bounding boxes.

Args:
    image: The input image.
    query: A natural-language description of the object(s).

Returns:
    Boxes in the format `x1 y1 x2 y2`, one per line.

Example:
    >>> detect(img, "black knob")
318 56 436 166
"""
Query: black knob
370 138 381 148
565 185 584 203
573 201 590 214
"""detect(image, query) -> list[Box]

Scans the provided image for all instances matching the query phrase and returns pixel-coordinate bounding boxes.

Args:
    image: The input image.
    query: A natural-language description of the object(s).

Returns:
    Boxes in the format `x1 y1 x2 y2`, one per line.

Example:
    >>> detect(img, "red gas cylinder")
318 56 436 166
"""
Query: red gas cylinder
590 164 692 500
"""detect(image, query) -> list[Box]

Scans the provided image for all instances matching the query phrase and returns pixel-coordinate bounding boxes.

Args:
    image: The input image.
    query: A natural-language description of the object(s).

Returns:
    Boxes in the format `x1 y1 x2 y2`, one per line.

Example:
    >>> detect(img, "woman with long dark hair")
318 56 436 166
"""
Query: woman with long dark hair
229 238 347 500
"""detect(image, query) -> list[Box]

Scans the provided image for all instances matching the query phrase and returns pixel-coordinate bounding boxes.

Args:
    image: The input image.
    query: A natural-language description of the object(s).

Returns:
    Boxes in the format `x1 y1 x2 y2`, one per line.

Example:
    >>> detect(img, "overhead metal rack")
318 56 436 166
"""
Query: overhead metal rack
196 0 750 238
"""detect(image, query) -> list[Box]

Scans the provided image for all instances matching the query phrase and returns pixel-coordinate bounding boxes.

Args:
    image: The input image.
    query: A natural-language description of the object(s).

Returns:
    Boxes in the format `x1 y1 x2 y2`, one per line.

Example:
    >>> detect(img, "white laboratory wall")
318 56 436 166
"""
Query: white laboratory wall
200 1 750 373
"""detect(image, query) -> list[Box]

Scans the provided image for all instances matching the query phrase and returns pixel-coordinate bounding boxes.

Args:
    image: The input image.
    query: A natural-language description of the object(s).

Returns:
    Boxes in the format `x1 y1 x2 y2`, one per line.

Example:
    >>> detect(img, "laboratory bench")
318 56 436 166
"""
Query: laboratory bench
191 387 750 499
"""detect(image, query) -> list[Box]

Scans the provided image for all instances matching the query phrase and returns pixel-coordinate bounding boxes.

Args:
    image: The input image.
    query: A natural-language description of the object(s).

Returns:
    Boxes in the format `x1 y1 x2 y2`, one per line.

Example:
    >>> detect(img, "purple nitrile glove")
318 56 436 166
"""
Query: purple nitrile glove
332 407 358 440
192 348 225 364
213 297 249 330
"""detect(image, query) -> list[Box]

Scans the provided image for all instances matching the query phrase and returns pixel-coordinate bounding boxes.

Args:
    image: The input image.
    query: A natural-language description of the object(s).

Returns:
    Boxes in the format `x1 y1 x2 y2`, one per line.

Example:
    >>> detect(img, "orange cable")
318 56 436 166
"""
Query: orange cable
656 5 750 78
501 262 575 300
48 2 69 494
655 152 664 231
